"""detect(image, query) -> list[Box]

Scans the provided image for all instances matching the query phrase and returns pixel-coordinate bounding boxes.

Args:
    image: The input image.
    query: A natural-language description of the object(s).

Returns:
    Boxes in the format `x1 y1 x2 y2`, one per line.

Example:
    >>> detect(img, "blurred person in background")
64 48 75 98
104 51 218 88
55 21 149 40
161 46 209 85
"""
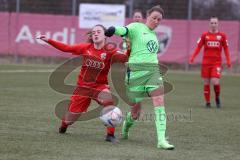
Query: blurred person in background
189 16 231 108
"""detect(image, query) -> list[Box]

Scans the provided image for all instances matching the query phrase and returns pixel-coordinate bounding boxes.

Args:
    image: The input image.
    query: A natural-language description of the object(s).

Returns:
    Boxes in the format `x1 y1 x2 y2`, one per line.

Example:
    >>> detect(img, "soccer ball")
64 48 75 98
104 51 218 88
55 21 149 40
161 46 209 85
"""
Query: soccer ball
99 106 123 127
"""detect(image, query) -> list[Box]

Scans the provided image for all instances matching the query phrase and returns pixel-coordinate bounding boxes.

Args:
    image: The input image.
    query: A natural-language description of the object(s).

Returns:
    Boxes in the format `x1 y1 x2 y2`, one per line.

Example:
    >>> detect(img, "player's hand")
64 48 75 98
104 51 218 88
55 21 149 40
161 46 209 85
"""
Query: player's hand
36 35 49 42
189 57 194 64
105 26 115 37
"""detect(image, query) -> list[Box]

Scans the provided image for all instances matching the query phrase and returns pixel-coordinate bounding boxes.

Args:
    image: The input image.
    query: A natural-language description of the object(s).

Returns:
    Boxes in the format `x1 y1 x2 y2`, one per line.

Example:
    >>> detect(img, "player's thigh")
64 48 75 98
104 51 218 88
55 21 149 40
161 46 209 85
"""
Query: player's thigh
94 85 114 106
201 66 211 78
126 85 145 103
210 66 221 79
69 95 91 112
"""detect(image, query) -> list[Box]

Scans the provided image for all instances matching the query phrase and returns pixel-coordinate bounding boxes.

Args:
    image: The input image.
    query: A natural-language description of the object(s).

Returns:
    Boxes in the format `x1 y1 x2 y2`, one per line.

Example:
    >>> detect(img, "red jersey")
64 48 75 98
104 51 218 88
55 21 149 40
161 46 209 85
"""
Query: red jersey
48 39 128 86
190 32 231 66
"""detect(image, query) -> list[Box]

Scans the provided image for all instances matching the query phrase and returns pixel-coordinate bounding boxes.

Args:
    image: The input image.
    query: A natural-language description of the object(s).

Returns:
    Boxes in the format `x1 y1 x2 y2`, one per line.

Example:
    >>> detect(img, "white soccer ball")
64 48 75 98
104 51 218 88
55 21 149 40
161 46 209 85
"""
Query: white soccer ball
99 106 123 127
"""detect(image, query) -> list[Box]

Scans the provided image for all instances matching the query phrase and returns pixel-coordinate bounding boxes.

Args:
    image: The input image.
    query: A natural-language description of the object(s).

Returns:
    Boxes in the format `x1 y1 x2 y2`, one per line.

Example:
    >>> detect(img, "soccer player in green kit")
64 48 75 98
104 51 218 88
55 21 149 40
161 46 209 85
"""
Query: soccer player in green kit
105 5 174 149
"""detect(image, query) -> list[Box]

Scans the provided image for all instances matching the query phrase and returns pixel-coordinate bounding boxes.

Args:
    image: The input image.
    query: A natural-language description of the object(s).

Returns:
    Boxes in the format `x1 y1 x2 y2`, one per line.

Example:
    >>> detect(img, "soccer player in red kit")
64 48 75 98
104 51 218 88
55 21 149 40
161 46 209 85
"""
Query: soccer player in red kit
189 17 231 108
38 24 128 143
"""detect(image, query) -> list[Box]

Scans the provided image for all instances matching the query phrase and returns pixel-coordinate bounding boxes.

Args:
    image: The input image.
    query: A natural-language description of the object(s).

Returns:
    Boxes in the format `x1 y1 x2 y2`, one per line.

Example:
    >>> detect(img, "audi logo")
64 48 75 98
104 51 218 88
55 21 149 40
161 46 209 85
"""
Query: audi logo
84 59 105 69
207 41 220 47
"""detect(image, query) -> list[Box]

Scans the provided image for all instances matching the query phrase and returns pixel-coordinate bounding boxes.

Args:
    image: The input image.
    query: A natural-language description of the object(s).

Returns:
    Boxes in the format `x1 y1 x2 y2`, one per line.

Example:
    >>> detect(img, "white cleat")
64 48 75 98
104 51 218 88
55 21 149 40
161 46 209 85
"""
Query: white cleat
157 140 175 150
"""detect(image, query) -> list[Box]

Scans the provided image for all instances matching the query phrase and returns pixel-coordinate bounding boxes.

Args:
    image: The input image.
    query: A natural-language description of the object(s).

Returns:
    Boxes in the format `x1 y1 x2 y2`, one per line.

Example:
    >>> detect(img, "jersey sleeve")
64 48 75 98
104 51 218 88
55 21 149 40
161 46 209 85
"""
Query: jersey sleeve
111 48 129 64
190 33 205 61
47 39 88 55
222 33 231 66
115 23 138 38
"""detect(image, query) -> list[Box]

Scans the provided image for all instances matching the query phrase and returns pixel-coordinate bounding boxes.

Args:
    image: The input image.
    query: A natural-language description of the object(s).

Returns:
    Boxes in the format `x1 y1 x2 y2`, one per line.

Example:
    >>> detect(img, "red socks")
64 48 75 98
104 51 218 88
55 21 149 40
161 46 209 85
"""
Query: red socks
204 84 220 103
214 84 220 100
204 85 210 103
106 127 115 136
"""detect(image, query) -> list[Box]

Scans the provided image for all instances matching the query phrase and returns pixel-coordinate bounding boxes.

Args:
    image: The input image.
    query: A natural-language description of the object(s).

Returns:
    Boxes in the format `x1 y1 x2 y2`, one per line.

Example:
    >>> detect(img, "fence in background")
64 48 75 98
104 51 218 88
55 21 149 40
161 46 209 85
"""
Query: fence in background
0 0 240 71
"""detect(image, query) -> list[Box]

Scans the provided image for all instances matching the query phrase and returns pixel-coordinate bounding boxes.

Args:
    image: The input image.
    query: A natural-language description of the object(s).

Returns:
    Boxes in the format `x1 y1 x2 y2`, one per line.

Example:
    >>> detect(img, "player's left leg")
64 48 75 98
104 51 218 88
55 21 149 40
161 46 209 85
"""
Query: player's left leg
210 66 221 108
95 86 118 143
148 87 174 150
121 84 145 139
211 78 221 108
122 102 141 139
59 94 91 134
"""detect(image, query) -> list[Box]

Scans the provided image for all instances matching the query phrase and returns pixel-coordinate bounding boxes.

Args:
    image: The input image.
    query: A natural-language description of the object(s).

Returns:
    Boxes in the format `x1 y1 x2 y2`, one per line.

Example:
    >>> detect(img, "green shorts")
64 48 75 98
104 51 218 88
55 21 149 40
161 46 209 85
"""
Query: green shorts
125 69 163 103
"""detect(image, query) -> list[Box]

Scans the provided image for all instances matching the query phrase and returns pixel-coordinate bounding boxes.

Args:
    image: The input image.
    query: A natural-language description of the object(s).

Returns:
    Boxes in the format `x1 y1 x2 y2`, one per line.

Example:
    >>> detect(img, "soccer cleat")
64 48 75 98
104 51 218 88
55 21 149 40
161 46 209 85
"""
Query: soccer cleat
59 125 67 134
206 102 211 108
59 122 68 134
157 140 175 150
121 112 134 139
216 98 221 108
105 134 119 144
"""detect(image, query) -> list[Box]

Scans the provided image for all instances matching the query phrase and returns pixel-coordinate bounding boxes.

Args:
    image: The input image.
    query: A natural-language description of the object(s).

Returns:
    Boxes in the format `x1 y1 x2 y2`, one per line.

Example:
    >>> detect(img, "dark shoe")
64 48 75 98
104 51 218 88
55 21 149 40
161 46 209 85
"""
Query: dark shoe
216 98 221 108
59 125 67 134
105 134 119 144
206 102 211 108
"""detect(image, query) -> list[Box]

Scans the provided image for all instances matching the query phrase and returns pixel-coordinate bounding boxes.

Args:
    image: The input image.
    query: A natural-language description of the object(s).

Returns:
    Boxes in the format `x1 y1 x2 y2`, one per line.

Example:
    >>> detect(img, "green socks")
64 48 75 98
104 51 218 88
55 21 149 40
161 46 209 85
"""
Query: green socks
122 112 135 139
154 107 167 142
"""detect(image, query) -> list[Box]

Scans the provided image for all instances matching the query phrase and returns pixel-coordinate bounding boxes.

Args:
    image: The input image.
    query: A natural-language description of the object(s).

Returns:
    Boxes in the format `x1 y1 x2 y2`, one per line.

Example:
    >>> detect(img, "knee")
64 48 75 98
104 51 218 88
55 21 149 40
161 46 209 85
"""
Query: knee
131 103 141 120
97 89 114 106
204 79 210 85
152 95 164 107
211 78 220 85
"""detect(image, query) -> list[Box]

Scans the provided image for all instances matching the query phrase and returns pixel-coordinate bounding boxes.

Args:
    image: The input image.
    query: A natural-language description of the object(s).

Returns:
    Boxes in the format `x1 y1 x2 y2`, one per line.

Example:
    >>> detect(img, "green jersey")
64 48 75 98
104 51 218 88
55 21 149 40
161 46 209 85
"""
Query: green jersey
115 22 159 64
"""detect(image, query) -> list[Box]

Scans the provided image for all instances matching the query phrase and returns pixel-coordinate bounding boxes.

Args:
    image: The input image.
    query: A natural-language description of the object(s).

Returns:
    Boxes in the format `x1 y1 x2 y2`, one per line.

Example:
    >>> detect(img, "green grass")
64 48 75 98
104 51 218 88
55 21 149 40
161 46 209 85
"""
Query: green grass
1 64 240 160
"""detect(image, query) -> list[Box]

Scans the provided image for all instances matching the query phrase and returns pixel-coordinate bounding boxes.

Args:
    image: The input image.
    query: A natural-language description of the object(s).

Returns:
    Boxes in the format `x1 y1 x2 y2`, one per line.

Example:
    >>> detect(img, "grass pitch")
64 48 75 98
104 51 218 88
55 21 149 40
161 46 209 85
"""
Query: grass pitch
0 64 239 160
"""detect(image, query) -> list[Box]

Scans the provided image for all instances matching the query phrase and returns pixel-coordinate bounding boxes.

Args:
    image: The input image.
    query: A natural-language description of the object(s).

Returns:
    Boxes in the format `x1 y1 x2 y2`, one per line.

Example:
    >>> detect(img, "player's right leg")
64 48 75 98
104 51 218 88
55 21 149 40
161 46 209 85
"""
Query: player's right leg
201 66 211 108
59 95 91 134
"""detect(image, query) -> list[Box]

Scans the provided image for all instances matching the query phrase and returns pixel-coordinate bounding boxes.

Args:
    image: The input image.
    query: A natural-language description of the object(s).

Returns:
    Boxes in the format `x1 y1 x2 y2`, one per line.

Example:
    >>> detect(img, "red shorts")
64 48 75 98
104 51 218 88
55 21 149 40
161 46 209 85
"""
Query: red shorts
201 65 221 78
68 84 113 113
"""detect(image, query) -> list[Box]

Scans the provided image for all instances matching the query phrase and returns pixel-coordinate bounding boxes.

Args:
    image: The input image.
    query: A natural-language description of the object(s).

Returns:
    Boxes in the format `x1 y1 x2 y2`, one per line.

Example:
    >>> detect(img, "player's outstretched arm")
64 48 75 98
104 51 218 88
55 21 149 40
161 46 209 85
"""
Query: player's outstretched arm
105 26 128 37
36 35 80 53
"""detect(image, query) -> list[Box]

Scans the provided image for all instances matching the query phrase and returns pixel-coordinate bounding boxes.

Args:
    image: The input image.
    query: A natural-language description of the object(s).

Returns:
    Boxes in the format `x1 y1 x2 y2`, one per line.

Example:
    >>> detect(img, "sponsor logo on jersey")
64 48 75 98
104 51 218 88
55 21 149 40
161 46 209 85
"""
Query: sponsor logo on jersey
216 35 222 40
207 41 220 47
101 53 107 60
84 59 105 69
147 40 159 53
206 36 210 39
